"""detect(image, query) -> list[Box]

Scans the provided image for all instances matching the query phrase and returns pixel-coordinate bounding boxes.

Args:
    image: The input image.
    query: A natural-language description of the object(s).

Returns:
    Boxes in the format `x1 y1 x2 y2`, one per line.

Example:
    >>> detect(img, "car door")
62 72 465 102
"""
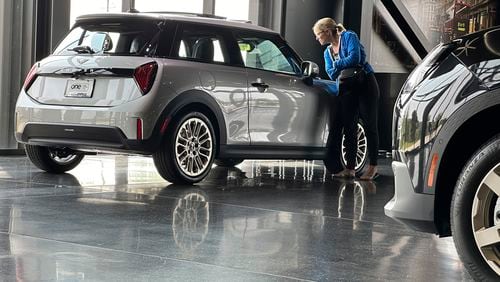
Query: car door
234 32 331 147
170 23 250 145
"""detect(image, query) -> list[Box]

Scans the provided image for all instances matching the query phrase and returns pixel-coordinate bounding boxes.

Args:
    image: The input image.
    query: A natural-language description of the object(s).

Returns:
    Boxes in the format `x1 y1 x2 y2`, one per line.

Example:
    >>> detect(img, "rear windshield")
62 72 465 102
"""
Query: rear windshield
53 21 161 56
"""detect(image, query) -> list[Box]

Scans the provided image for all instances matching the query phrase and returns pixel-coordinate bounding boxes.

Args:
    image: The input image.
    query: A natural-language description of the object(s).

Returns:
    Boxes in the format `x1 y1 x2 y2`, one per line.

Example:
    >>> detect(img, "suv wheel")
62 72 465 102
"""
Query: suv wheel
25 145 84 173
451 135 500 280
341 122 368 173
153 111 216 184
214 158 244 167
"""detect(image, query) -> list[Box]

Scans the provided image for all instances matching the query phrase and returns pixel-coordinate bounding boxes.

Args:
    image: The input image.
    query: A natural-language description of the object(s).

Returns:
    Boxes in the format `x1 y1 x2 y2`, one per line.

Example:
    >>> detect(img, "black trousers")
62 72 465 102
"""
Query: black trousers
327 86 359 170
359 72 380 166
327 72 380 171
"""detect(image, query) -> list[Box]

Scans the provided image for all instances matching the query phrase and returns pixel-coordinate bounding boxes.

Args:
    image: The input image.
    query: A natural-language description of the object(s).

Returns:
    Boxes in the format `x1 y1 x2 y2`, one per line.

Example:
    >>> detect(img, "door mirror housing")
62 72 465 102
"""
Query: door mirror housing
302 61 319 78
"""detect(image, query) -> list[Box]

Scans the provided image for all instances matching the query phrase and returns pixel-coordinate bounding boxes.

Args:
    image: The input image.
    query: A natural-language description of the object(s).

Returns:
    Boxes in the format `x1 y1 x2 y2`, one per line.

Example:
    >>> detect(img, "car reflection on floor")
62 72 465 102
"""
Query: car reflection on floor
0 155 471 281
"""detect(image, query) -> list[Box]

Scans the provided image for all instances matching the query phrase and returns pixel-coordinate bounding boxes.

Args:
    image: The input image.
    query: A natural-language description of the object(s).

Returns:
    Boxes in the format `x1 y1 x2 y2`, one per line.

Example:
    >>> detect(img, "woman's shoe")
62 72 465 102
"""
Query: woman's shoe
333 169 355 178
360 165 379 180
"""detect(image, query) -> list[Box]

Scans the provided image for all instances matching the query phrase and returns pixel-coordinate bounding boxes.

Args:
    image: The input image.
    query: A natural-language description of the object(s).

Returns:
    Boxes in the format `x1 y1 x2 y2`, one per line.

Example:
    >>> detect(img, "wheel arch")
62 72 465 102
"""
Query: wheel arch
434 103 500 236
152 89 227 156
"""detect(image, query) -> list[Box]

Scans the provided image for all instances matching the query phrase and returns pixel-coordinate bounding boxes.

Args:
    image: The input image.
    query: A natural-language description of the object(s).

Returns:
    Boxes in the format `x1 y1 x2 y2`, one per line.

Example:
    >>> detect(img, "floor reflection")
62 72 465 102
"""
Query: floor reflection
0 155 472 281
172 190 210 253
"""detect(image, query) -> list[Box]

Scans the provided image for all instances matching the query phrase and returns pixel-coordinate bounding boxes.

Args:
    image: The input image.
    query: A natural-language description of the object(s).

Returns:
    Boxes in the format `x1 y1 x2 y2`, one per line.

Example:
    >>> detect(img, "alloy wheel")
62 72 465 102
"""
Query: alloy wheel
48 148 79 164
175 117 213 177
471 163 500 275
341 123 368 171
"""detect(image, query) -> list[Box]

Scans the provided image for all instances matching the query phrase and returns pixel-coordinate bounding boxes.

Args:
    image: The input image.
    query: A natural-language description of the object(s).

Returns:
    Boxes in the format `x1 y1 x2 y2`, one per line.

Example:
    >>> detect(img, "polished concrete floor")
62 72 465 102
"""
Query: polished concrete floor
0 154 472 281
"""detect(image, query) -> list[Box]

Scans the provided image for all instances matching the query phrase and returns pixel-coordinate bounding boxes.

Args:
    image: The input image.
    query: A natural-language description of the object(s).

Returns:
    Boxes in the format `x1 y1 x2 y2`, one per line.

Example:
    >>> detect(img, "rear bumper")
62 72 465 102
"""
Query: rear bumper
384 161 437 233
16 123 156 154
15 90 153 140
14 90 163 153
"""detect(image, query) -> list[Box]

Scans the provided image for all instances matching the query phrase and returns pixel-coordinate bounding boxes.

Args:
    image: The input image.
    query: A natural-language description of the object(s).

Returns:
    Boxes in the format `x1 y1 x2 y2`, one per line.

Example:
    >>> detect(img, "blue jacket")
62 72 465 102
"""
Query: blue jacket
323 30 374 81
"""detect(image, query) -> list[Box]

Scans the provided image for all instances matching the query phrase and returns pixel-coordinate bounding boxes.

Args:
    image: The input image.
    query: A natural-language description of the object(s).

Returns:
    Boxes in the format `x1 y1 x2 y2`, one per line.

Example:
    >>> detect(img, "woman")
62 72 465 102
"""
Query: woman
313 17 380 180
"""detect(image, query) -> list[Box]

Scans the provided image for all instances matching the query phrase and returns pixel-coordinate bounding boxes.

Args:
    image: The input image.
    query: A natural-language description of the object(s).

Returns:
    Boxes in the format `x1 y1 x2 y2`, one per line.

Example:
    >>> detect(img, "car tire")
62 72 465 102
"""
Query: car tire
214 158 244 167
451 134 500 280
341 122 368 173
25 145 84 173
153 111 216 184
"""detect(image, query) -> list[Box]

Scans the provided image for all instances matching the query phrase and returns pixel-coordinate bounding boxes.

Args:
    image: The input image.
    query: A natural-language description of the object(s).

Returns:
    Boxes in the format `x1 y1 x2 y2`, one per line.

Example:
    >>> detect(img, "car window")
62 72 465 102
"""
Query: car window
453 27 500 88
173 27 228 63
53 21 160 56
235 35 299 74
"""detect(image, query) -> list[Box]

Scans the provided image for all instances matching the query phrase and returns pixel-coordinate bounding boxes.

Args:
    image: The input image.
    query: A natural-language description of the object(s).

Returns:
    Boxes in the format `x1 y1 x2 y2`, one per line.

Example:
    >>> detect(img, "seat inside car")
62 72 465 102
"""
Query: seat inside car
129 36 145 54
192 38 214 61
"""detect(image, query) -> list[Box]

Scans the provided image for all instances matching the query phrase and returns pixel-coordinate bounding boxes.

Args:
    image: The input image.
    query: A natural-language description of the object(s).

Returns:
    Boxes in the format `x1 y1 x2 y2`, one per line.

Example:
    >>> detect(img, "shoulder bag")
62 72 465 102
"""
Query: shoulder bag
338 65 365 87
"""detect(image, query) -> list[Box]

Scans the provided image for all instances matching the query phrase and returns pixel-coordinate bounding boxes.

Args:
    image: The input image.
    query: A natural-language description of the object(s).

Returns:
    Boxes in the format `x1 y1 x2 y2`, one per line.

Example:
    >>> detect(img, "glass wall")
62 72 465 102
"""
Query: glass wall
70 0 122 27
135 0 203 13
401 0 498 47
215 0 250 20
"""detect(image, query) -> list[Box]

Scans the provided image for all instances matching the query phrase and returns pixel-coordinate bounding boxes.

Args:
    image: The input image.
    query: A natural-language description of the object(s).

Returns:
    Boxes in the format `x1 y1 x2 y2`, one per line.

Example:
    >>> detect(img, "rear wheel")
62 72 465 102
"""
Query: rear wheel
451 135 500 280
25 145 84 173
214 158 244 167
153 111 216 184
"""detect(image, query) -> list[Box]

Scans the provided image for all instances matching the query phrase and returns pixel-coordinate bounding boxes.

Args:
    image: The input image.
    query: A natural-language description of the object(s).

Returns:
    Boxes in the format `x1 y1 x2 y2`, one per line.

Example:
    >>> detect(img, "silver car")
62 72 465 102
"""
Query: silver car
15 12 367 184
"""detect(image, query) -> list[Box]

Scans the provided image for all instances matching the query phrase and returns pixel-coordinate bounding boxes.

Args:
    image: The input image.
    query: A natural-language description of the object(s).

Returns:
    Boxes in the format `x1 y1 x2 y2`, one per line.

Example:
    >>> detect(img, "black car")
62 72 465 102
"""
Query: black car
385 26 500 280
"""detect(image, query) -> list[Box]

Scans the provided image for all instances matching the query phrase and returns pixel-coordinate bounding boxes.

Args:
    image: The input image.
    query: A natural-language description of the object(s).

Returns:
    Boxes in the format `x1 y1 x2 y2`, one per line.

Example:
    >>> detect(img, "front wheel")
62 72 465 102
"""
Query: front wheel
451 134 500 280
341 122 368 173
153 111 216 184
25 145 84 173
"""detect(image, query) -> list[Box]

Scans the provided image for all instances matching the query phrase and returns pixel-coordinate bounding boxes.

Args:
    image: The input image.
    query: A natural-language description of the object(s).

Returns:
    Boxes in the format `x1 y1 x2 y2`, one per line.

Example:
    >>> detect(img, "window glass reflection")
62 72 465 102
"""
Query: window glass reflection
400 0 498 47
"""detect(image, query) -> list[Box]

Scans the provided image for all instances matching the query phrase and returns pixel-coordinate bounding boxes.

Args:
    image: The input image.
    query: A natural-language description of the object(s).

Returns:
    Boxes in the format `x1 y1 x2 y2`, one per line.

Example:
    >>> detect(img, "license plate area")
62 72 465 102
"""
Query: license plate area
65 79 95 98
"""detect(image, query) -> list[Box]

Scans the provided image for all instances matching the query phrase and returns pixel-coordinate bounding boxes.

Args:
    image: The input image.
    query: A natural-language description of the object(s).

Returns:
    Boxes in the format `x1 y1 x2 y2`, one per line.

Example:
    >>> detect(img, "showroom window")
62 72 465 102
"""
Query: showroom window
135 0 203 13
70 0 122 27
215 0 250 20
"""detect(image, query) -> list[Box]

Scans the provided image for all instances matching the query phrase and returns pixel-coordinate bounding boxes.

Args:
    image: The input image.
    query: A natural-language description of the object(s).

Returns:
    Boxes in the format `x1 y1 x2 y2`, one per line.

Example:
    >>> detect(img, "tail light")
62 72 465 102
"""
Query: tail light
133 62 157 95
23 63 38 91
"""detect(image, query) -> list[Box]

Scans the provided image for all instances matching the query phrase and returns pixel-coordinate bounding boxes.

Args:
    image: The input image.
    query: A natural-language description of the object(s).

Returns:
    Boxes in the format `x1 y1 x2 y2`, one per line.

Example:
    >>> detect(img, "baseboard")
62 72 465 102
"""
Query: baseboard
0 149 26 156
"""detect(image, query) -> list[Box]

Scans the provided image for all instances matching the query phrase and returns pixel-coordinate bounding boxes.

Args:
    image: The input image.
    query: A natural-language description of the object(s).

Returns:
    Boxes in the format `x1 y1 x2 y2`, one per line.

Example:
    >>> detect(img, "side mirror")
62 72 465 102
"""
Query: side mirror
302 61 319 78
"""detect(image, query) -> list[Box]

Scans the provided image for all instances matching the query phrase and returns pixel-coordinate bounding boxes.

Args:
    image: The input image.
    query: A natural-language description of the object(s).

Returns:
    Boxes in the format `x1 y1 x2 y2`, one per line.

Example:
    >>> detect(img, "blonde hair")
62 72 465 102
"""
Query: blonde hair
312 17 346 34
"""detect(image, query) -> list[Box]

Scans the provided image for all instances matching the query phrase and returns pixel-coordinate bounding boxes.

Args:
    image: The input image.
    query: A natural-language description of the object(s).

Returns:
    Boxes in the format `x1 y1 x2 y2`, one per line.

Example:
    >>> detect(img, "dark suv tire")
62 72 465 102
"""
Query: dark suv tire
451 134 500 280
153 111 216 184
214 158 244 167
25 145 84 173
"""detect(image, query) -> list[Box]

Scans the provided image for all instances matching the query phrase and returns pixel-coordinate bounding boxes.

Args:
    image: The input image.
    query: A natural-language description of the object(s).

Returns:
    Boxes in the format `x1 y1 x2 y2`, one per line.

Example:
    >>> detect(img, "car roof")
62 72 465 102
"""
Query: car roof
76 12 277 34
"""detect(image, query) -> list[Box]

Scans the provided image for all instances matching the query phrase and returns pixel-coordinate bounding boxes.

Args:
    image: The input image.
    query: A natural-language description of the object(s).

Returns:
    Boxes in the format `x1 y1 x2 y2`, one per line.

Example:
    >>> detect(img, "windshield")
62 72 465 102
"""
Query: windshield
53 21 161 56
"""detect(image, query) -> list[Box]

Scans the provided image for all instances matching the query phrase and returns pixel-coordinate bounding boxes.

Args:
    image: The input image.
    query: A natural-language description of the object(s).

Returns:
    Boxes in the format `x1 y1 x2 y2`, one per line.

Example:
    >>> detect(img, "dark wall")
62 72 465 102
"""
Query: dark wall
374 73 407 150
343 0 362 35
282 0 341 79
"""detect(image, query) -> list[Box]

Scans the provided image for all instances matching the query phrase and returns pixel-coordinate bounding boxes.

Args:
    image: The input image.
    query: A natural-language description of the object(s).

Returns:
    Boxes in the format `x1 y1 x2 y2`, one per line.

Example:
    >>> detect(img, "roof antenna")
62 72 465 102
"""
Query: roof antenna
127 8 140 13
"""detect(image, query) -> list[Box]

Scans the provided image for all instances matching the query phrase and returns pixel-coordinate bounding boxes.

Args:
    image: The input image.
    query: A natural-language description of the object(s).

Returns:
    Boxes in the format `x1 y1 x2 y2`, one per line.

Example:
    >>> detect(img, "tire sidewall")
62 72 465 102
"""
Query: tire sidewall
451 136 500 280
169 111 216 183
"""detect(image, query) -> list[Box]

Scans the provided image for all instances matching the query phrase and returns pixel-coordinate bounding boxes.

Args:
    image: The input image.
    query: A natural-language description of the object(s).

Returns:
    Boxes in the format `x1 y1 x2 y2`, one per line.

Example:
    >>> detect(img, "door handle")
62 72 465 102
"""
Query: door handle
251 78 269 90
